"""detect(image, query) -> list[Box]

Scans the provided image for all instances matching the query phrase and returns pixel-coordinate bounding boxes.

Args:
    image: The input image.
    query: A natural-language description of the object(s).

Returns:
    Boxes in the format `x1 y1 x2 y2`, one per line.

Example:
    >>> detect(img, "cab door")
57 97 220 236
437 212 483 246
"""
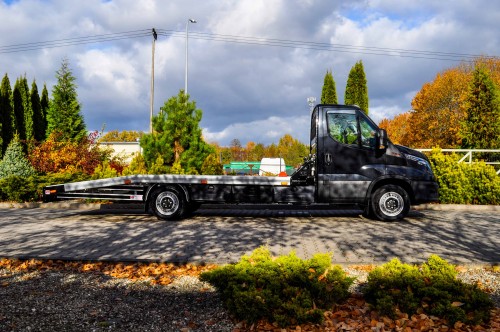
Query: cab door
316 106 385 203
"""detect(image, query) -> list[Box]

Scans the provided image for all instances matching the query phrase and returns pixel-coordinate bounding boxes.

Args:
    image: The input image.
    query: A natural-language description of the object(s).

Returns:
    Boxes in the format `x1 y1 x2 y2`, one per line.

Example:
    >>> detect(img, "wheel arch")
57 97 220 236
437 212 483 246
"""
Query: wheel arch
365 176 415 205
145 183 190 206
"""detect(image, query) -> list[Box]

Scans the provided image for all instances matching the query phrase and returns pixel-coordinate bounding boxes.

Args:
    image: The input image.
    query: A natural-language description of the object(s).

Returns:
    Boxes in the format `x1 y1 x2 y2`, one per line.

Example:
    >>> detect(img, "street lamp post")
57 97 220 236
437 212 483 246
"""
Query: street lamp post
150 28 157 133
185 18 196 96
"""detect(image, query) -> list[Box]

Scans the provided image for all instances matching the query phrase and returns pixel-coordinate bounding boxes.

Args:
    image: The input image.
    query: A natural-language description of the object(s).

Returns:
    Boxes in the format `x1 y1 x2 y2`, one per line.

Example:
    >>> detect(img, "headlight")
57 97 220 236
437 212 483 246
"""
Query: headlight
405 154 432 172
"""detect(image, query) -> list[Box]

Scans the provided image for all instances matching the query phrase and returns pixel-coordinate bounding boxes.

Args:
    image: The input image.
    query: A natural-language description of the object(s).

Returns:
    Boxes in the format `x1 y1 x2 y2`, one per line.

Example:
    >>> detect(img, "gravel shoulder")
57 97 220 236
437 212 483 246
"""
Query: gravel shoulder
0 269 234 332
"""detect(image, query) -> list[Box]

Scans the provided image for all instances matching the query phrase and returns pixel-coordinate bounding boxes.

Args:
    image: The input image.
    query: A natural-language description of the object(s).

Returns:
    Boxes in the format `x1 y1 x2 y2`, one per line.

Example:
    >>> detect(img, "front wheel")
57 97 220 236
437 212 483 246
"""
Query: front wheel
149 186 186 221
371 185 410 221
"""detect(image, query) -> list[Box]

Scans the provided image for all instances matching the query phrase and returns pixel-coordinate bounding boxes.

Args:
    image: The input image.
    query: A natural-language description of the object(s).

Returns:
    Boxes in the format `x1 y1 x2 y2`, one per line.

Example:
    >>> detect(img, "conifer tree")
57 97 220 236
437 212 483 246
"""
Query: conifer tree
321 70 338 104
0 134 36 179
460 66 500 149
201 154 223 175
46 58 87 141
122 153 148 175
30 80 45 142
345 60 369 114
140 91 214 173
20 76 33 140
12 78 26 141
0 74 14 155
40 83 49 139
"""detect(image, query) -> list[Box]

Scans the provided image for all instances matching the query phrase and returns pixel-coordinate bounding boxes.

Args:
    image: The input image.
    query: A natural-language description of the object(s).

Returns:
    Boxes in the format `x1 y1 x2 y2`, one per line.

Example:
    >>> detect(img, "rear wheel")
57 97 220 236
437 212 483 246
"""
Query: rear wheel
371 185 410 221
149 186 186 221
362 204 375 219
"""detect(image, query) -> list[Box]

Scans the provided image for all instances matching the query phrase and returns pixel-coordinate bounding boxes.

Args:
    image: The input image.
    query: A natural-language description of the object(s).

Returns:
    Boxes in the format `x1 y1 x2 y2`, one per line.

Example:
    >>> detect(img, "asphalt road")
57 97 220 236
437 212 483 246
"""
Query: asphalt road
0 204 498 265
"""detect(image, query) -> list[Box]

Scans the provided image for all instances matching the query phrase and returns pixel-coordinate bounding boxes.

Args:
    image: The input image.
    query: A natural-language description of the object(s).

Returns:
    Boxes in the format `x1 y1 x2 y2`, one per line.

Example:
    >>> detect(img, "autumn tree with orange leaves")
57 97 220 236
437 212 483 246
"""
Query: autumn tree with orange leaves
29 131 107 175
409 66 471 148
379 57 500 148
378 112 412 146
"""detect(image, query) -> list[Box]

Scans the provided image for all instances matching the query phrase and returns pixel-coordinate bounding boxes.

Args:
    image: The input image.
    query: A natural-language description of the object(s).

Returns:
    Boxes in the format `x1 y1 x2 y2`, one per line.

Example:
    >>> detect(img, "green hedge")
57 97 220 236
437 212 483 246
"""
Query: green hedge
0 175 38 202
0 172 90 202
202 250 494 328
429 149 500 204
363 255 493 325
200 247 354 327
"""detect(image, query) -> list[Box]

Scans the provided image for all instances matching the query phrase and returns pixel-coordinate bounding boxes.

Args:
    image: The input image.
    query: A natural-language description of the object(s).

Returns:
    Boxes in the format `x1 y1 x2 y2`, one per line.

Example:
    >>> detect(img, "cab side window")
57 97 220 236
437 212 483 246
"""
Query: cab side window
359 117 378 149
327 112 378 149
327 113 359 145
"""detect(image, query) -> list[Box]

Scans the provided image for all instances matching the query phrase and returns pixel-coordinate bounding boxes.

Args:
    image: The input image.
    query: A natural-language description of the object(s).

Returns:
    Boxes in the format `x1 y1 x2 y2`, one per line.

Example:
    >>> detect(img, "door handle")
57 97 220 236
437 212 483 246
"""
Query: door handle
325 153 333 165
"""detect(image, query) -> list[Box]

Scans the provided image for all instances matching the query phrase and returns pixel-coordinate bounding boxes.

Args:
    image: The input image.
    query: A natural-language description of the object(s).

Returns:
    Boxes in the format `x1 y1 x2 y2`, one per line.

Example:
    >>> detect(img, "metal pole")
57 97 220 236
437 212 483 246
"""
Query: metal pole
150 28 157 133
185 19 196 96
307 97 316 113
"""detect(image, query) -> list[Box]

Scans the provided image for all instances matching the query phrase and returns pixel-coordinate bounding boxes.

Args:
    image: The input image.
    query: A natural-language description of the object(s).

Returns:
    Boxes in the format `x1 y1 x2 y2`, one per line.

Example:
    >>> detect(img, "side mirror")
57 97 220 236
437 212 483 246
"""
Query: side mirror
377 129 388 150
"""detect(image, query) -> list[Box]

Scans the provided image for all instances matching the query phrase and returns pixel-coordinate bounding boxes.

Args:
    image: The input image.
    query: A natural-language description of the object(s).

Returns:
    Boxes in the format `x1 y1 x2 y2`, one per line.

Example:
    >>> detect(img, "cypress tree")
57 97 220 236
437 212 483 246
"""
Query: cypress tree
12 78 26 141
321 70 338 104
20 75 33 141
0 74 15 155
46 58 87 141
140 91 214 174
345 60 369 114
461 66 500 149
30 80 44 142
40 83 49 139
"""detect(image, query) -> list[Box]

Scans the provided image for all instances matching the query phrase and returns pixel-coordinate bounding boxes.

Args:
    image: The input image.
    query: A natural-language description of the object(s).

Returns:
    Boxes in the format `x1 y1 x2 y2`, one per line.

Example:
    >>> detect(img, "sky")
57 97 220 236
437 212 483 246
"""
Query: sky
0 0 499 146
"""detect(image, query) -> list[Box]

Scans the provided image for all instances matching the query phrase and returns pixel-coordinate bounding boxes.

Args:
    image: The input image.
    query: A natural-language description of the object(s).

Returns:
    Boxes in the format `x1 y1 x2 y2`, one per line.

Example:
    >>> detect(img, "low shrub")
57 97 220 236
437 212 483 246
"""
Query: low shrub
0 175 38 202
35 172 90 195
0 172 91 202
200 247 354 327
91 160 119 180
29 131 108 175
363 255 493 325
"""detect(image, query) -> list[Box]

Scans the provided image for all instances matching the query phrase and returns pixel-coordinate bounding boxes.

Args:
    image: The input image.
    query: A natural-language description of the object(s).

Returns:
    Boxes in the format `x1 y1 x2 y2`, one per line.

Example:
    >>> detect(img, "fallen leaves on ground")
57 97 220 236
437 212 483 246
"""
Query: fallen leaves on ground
1 258 498 331
0 257 217 285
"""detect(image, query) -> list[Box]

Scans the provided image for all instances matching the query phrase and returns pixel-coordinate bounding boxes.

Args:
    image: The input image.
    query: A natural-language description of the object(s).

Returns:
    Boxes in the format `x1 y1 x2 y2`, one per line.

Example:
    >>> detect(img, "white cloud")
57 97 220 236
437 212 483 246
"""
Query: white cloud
203 115 310 145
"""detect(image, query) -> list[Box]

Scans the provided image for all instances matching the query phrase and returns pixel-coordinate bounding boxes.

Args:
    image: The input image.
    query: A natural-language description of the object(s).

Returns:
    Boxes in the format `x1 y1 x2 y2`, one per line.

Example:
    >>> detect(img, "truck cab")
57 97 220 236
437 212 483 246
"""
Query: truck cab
291 104 438 220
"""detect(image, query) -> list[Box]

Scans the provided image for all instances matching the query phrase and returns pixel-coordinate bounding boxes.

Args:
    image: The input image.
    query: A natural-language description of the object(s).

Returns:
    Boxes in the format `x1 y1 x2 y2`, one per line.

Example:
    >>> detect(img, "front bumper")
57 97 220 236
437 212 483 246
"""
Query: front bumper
411 180 439 204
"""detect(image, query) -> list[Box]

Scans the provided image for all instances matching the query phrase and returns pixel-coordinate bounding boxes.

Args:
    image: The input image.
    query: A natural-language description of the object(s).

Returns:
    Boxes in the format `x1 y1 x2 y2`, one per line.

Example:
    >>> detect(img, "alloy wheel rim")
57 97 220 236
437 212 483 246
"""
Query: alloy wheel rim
379 192 404 217
156 192 179 216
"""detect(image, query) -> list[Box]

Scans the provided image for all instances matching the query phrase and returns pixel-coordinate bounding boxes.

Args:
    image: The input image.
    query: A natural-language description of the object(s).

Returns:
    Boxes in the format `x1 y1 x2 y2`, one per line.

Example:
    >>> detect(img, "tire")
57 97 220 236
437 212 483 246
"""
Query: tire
361 204 375 219
149 186 186 221
371 185 410 221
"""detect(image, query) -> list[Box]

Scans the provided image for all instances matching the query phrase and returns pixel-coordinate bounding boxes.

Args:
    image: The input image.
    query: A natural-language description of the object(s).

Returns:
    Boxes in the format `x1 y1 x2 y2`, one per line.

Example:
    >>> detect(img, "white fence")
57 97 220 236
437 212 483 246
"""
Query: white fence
416 149 500 174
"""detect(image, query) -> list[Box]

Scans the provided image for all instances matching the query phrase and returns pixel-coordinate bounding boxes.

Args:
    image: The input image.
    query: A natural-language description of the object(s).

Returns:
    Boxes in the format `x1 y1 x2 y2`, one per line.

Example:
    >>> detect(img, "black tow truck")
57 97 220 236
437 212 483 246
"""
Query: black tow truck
44 104 439 221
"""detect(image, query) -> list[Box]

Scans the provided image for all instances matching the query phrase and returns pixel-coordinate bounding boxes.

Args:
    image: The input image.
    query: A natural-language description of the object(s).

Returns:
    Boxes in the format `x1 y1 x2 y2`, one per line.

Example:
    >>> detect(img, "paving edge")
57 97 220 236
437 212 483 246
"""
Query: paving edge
412 203 500 212
0 201 119 210
0 201 499 212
